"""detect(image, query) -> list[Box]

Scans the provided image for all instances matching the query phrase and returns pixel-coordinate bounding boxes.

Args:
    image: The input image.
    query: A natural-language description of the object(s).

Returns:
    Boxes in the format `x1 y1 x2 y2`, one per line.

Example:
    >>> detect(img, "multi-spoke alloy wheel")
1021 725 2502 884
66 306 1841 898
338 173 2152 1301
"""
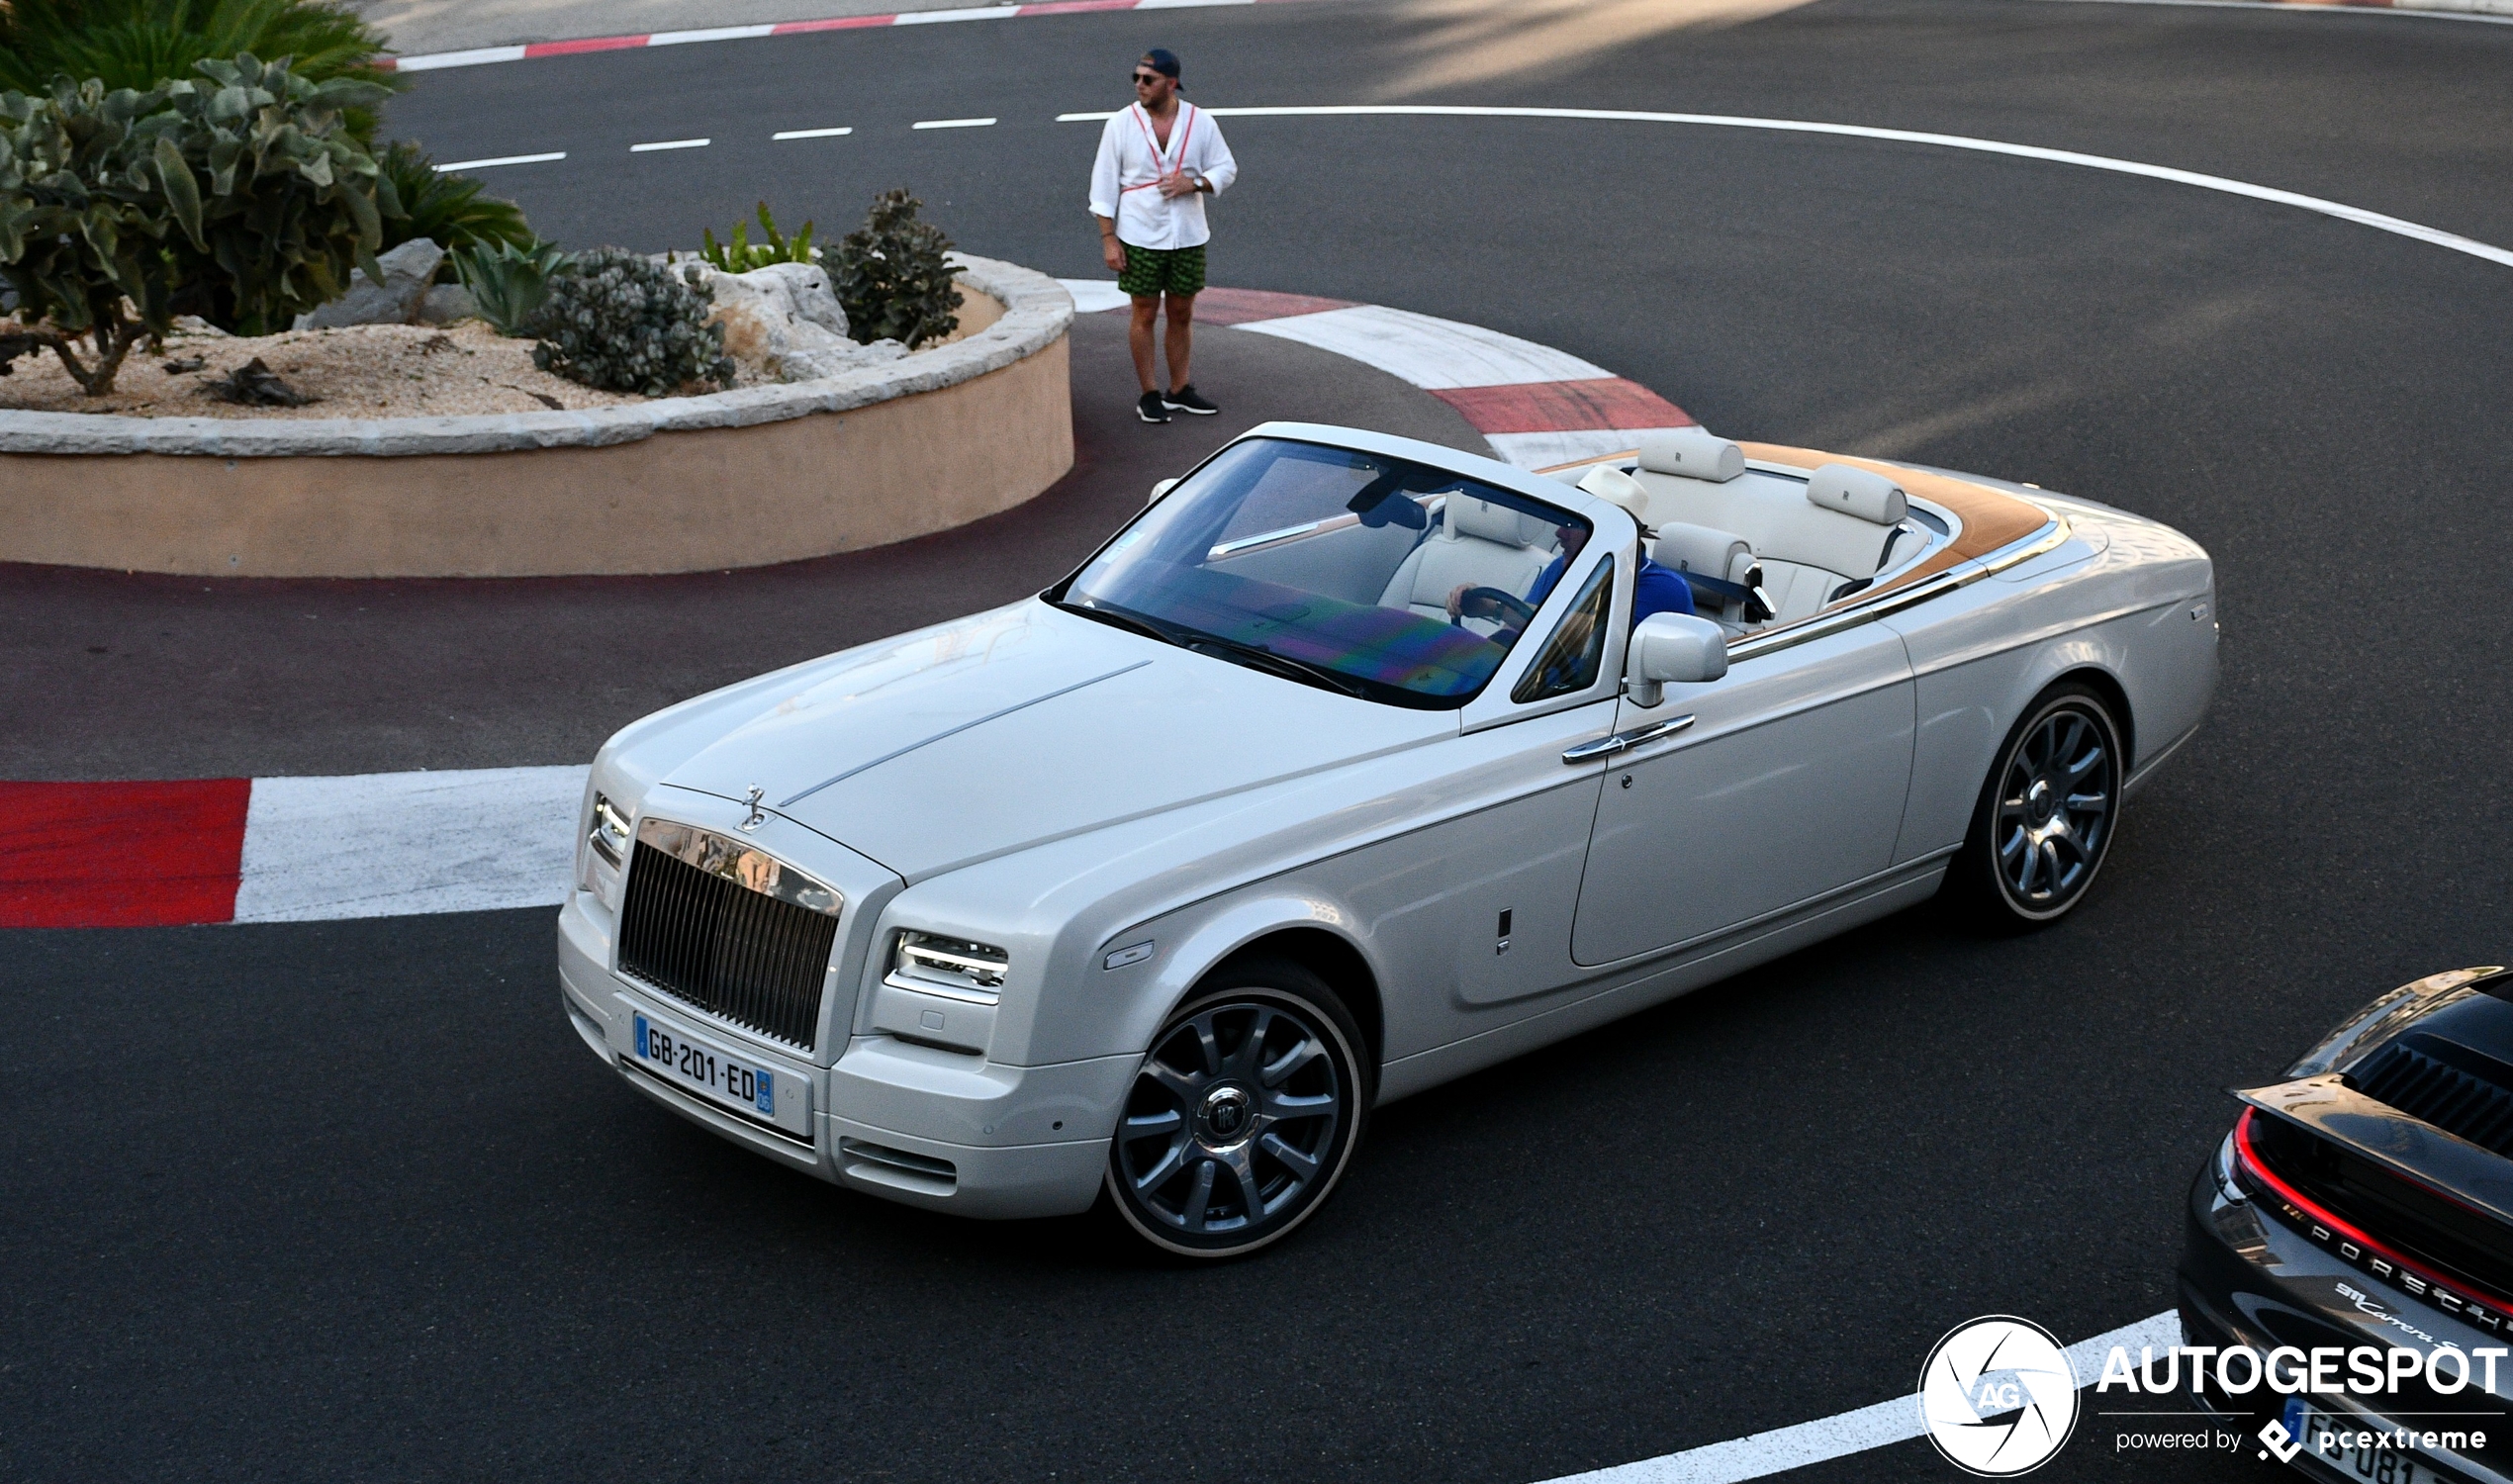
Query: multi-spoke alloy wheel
1952 683 2125 929
1105 966 1366 1258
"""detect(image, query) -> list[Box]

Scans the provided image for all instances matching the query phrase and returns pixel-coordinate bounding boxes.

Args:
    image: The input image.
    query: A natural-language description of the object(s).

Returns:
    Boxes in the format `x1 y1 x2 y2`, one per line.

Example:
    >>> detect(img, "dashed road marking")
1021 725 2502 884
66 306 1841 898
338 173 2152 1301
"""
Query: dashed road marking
772 126 854 139
912 116 998 129
629 137 712 151
435 150 567 170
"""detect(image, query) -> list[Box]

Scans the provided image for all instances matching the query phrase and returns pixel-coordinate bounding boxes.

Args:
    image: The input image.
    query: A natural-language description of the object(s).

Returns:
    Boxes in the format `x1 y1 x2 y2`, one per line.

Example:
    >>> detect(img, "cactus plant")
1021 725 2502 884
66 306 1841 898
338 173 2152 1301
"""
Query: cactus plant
699 201 813 273
528 247 734 396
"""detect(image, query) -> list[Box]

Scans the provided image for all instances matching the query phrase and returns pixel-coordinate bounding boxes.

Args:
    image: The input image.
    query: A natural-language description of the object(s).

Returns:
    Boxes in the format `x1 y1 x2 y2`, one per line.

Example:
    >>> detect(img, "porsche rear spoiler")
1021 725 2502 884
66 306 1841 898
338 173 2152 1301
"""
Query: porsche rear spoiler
2237 1074 2513 1228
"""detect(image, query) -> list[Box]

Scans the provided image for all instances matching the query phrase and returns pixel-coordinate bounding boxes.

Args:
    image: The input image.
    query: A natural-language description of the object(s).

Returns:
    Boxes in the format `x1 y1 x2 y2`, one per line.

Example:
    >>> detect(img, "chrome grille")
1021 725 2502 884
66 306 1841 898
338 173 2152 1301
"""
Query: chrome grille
2354 1035 2513 1158
615 823 842 1050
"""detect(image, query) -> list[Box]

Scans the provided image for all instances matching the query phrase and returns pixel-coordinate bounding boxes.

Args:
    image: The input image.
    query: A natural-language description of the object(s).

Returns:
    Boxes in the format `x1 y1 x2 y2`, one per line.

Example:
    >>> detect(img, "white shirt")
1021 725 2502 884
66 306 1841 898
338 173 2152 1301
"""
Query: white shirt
1087 101 1237 250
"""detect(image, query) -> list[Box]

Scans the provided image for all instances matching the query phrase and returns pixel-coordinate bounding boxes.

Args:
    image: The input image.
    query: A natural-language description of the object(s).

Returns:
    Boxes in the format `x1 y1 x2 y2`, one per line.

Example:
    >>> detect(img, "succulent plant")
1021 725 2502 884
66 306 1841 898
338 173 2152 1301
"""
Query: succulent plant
452 237 569 336
831 188 958 349
528 246 734 397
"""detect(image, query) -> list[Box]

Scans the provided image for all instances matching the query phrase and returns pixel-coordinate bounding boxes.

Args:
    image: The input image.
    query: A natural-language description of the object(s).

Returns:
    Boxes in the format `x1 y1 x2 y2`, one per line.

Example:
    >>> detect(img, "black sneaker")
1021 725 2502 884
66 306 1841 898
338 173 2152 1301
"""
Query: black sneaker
1163 384 1219 416
1137 391 1170 423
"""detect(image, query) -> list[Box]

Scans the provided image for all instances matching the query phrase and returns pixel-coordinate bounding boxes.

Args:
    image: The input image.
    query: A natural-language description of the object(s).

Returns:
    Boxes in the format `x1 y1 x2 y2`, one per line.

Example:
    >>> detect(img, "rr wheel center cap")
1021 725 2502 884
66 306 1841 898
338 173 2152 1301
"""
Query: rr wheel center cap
1196 1084 1256 1147
2026 777 2057 825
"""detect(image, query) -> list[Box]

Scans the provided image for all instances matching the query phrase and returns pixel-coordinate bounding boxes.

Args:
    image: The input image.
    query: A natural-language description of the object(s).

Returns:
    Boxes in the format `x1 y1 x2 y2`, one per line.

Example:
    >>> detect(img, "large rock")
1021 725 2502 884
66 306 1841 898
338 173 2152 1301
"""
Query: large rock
295 238 445 329
695 261 901 383
417 283 477 326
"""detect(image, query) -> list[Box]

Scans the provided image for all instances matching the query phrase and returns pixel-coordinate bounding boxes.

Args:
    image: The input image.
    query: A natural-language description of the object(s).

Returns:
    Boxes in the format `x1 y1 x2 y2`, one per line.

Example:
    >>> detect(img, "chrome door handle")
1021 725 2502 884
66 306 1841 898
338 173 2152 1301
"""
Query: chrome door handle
1561 714 1695 765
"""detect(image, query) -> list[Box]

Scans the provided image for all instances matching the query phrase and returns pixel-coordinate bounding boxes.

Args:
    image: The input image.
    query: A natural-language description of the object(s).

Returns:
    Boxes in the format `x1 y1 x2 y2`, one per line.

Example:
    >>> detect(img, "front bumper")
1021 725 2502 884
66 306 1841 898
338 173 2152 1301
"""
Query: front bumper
559 888 1127 1220
2179 1138 2512 1483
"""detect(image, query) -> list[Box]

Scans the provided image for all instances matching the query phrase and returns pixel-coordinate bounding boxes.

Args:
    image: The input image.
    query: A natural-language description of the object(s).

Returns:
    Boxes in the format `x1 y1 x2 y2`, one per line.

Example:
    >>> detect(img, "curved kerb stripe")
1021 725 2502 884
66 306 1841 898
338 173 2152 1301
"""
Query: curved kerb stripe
1192 106 2513 273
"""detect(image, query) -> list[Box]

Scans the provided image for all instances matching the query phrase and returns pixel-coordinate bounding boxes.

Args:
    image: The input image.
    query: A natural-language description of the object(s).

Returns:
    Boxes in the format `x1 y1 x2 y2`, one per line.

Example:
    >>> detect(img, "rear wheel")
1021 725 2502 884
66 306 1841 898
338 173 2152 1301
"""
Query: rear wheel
1947 682 2124 929
1104 962 1368 1259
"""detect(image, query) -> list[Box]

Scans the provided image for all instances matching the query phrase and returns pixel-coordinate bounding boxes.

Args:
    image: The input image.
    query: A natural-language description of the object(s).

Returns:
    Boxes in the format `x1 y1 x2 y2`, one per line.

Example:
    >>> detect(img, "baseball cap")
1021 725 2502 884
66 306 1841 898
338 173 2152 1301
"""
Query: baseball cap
1142 47 1181 78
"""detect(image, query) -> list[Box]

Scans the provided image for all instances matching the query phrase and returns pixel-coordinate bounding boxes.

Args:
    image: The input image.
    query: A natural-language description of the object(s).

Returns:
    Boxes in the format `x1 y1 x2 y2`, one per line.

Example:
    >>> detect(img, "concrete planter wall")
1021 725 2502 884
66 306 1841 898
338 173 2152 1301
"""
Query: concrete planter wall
0 255 1073 578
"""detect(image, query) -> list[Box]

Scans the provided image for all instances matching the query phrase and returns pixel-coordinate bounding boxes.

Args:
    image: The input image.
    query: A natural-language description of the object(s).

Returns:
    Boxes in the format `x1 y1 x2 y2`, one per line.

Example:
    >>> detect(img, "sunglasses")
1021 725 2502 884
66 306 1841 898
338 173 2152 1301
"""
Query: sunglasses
1131 71 1167 84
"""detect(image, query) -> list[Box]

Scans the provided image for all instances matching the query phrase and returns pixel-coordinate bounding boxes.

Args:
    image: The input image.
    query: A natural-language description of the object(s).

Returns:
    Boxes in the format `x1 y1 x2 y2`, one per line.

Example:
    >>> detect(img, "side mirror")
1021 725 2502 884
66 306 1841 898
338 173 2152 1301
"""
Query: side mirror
1149 478 1179 506
1625 612 1727 708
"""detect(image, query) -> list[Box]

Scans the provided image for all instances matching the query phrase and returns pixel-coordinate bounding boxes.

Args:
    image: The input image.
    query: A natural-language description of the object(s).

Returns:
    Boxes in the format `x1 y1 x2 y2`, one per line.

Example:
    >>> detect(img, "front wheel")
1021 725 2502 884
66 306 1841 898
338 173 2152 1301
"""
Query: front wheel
1946 682 2125 930
1104 963 1368 1259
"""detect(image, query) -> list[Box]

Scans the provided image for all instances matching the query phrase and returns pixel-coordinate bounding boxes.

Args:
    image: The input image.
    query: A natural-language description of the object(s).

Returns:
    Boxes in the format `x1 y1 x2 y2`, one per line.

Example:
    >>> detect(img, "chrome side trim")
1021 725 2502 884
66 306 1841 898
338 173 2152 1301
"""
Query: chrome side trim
1562 713 1696 764
634 817 845 917
1724 510 2071 664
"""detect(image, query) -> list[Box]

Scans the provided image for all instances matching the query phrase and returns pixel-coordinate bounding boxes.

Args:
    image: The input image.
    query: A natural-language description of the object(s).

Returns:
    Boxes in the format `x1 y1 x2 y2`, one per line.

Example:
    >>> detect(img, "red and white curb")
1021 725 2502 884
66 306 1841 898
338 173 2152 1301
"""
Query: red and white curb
383 0 1308 72
377 0 2510 73
1061 280 1695 469
2 768 586 928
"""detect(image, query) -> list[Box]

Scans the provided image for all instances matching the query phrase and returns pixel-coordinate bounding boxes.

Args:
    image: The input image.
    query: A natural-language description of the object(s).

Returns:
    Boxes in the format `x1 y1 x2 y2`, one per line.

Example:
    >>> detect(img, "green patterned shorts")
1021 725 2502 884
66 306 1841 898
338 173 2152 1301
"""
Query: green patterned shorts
1117 242 1206 300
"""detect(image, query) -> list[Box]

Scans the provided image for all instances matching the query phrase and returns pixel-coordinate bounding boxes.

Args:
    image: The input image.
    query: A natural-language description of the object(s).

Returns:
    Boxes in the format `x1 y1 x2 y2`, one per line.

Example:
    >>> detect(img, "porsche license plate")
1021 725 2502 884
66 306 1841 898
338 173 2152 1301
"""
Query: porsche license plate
633 1012 782 1122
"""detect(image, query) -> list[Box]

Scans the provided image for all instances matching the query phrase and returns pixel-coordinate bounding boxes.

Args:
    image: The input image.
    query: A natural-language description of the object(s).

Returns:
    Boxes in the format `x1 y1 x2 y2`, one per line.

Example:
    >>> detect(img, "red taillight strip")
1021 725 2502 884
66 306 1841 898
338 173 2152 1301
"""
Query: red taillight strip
2233 1106 2513 1317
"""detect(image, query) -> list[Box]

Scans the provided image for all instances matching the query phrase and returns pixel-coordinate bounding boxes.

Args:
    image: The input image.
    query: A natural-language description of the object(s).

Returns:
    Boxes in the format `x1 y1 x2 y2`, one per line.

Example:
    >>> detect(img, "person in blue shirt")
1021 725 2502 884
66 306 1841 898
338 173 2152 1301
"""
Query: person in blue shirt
1445 468 1693 640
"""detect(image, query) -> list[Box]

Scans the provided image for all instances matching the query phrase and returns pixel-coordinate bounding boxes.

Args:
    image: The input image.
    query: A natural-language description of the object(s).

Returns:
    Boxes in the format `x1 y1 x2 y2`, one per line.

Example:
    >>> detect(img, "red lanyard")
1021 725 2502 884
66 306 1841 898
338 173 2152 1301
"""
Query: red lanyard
1120 102 1194 193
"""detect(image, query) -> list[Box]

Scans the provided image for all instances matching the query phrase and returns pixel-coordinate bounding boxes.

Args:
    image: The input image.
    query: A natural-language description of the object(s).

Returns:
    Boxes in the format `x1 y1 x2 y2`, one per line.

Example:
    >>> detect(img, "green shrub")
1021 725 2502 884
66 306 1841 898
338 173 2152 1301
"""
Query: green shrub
699 201 812 273
831 187 957 349
0 80 191 393
0 55 394 392
528 247 733 396
150 53 396 334
378 140 533 276
0 0 403 140
451 237 568 335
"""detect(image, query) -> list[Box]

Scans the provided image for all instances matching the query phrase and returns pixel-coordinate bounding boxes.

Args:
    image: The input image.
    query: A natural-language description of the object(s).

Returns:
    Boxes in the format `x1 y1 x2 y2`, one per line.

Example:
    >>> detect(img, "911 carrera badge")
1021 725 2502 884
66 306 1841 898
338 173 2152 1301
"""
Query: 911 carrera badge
1917 1316 2081 1475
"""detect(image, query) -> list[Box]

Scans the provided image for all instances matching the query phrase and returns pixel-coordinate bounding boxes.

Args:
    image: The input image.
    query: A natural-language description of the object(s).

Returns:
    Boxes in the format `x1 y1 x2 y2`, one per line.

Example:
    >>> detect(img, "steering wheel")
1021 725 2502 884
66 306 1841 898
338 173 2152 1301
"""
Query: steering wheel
1454 586 1536 628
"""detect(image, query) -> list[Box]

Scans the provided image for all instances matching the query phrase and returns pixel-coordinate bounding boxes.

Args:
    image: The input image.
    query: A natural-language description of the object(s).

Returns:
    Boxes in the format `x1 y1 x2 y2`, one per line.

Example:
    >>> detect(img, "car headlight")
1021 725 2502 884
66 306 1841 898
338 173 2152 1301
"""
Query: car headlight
582 790 634 909
589 792 632 870
890 931 1009 1002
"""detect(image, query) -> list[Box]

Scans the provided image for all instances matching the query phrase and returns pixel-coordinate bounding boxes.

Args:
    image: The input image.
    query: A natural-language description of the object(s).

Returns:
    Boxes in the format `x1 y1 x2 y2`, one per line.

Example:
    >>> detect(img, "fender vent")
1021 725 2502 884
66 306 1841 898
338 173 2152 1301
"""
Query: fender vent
2353 1034 2513 1158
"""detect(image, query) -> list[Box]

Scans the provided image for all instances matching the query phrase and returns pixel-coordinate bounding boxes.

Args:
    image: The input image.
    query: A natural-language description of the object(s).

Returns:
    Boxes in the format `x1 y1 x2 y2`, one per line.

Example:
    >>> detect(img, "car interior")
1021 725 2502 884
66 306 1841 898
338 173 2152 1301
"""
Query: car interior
1620 429 1946 632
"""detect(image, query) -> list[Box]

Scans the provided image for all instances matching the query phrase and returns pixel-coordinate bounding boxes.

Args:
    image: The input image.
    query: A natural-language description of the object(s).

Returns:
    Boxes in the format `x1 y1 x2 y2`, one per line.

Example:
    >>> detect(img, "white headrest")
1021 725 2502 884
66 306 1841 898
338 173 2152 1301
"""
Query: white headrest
1807 464 1908 525
1446 495 1535 547
1636 427 1744 483
1575 465 1653 528
1653 522 1753 586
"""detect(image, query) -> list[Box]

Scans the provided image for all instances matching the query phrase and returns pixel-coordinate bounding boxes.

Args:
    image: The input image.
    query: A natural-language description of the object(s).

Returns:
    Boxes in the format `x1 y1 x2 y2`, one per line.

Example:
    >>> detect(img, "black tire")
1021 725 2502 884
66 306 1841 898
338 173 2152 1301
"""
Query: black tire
1104 960 1369 1259
1945 681 2125 931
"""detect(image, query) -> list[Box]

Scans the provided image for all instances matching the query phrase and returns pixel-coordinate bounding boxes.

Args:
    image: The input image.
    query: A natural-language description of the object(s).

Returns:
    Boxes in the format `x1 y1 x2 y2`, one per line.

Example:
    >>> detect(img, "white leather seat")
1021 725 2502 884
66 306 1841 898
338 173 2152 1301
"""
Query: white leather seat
1377 496 1551 629
1630 432 1906 627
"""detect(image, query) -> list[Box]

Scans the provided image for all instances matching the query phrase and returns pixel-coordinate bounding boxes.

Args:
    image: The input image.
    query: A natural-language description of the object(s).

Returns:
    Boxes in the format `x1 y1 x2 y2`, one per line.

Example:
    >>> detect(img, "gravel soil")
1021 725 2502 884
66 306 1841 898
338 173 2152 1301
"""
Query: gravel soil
0 320 662 418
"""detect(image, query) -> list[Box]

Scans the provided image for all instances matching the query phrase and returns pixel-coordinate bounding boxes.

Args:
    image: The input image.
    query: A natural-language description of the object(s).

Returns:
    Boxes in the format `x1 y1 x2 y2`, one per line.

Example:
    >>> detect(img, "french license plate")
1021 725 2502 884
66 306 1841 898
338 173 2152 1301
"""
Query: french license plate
632 1012 786 1125
2283 1397 2449 1482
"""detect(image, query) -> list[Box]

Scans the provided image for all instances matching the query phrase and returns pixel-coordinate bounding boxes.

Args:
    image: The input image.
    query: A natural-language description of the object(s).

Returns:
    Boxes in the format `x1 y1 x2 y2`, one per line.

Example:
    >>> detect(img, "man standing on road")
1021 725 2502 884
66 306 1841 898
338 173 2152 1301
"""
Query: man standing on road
1089 47 1237 424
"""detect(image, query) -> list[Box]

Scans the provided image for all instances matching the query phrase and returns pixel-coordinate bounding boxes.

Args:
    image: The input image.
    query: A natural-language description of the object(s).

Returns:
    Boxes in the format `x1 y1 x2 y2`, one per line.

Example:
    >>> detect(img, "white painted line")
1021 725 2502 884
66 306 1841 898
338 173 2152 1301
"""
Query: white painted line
772 126 854 139
1537 1310 2180 1484
1139 0 1256 7
1486 428 1689 472
2038 0 2513 22
1193 106 2513 272
630 138 711 151
1056 277 1136 314
912 117 998 130
233 767 588 924
435 151 567 171
1057 111 1119 123
894 4 1020 21
394 45 527 70
647 23 777 44
1235 303 1616 390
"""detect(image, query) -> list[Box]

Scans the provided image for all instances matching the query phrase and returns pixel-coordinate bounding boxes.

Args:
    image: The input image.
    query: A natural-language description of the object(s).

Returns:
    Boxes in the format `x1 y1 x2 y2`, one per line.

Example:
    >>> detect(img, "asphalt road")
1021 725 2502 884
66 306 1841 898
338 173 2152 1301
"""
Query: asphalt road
8 2 2512 1479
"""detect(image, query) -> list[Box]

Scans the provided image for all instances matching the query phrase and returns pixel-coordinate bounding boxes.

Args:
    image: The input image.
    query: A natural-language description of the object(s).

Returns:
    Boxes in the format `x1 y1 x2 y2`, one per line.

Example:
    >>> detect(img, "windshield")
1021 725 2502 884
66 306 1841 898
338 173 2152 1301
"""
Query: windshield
1054 437 1592 708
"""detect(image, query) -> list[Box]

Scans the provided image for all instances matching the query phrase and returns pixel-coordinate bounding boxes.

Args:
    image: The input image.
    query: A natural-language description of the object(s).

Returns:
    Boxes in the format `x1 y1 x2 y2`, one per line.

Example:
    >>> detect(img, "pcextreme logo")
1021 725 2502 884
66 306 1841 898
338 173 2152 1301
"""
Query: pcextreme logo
1917 1317 2081 1476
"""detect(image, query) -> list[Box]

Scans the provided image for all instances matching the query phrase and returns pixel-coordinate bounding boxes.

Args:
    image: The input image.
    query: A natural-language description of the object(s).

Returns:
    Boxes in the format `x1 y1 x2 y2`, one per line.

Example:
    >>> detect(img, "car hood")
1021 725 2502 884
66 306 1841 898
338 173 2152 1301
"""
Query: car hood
654 601 1453 881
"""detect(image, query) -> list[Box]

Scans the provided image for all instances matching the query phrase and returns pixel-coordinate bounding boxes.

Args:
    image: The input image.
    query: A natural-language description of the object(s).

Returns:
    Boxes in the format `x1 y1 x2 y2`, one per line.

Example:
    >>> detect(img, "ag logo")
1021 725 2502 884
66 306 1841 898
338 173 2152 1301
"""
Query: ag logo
1917 1316 2081 1476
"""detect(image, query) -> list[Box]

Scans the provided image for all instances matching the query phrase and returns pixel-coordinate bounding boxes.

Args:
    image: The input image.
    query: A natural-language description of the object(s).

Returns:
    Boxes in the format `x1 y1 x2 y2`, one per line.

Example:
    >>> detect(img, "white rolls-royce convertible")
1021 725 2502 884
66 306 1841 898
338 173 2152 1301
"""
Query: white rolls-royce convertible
557 422 2216 1256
